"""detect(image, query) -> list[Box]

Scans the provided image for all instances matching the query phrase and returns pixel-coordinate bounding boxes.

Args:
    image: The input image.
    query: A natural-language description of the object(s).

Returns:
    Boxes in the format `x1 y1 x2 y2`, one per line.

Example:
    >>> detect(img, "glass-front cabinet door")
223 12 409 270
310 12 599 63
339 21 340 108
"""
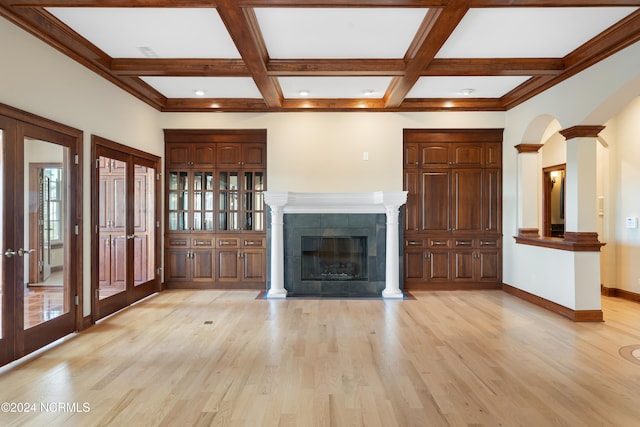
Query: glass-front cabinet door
167 170 216 232
167 171 189 232
219 170 265 232
219 171 240 231
193 171 215 231
243 171 265 232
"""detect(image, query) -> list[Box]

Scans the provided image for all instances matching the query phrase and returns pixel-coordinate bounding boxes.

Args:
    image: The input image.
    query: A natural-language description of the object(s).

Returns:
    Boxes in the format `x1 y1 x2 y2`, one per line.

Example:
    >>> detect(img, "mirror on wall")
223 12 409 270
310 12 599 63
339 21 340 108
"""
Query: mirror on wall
543 164 565 238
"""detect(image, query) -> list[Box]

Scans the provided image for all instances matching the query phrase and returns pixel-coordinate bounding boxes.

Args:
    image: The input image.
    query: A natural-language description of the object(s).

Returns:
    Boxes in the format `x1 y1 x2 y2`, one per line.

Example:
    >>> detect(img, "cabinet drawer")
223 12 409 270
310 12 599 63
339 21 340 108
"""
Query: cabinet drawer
217 238 240 248
428 238 451 248
454 238 474 248
166 237 189 248
479 237 501 248
405 238 425 248
242 238 265 248
192 237 214 248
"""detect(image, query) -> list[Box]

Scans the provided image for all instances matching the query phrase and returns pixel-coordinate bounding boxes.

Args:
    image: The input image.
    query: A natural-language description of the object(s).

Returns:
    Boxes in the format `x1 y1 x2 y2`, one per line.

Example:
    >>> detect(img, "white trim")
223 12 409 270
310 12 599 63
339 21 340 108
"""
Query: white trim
264 191 408 299
264 191 408 214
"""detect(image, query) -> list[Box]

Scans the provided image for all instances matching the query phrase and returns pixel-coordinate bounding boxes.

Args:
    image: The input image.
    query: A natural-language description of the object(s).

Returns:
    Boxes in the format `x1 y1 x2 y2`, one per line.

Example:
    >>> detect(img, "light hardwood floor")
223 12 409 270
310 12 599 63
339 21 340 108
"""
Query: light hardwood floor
1 290 639 426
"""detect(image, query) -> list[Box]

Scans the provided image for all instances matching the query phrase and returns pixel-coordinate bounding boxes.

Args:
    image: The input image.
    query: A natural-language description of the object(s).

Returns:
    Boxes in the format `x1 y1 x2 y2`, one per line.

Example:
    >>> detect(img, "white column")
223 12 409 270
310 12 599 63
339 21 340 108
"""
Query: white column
515 144 543 237
264 193 288 298
559 126 605 314
565 137 598 233
382 203 404 299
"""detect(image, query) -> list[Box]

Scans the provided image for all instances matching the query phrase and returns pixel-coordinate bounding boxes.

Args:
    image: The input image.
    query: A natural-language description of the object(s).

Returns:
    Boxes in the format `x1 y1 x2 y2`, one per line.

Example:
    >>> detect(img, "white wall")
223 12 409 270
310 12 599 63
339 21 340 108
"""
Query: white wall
2 13 640 317
504 39 640 309
160 112 504 192
608 97 640 293
0 17 163 315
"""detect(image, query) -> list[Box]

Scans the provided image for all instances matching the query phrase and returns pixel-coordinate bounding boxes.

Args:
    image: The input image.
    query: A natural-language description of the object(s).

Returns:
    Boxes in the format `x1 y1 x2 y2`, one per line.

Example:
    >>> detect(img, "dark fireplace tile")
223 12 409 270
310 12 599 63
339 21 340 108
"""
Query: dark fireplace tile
321 214 349 228
281 212 397 297
286 213 322 228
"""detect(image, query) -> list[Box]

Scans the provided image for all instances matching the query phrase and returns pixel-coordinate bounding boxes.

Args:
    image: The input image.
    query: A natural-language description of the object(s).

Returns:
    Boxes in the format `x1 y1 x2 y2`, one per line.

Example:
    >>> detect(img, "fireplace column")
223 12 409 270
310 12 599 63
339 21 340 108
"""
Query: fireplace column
264 194 288 298
382 200 404 299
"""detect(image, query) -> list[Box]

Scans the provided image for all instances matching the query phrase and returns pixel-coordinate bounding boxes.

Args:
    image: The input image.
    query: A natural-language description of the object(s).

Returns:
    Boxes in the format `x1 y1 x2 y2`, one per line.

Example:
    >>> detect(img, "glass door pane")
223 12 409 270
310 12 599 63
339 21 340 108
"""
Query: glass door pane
193 171 214 231
167 171 189 231
244 171 265 231
0 128 4 343
219 171 239 231
98 155 127 300
23 138 70 328
133 163 155 286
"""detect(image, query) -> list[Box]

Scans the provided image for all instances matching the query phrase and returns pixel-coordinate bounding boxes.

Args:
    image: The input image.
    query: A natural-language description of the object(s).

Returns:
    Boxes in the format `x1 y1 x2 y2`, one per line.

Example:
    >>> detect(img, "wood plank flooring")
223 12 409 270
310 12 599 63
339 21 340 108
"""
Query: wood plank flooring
1 290 639 426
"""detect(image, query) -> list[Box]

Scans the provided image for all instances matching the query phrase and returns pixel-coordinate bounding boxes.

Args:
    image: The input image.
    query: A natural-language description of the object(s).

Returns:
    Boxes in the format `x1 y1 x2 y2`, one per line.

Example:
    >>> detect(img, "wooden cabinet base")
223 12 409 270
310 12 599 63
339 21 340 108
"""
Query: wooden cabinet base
404 282 502 291
164 282 264 290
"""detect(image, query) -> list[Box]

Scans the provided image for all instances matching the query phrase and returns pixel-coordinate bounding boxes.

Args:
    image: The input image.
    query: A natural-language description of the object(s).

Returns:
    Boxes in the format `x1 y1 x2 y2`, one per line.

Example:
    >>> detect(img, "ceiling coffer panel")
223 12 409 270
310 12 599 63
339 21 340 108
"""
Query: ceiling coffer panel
7 3 631 112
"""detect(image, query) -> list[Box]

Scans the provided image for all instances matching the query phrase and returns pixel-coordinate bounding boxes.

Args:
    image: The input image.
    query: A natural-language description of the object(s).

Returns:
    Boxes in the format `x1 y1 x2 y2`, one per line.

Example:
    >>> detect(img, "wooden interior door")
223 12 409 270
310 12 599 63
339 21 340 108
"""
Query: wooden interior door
0 109 81 369
0 117 15 366
92 139 160 321
16 122 78 357
96 147 129 318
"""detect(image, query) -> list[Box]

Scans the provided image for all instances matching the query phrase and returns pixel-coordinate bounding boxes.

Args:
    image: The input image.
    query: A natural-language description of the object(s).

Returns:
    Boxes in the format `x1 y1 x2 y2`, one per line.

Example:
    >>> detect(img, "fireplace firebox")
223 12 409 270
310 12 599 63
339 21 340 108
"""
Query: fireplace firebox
301 236 368 281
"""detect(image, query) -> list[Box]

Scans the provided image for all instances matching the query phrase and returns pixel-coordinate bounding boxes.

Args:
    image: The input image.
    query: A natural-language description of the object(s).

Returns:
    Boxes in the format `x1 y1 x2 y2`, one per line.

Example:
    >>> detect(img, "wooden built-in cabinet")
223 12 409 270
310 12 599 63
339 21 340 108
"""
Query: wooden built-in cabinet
164 130 266 289
403 129 502 290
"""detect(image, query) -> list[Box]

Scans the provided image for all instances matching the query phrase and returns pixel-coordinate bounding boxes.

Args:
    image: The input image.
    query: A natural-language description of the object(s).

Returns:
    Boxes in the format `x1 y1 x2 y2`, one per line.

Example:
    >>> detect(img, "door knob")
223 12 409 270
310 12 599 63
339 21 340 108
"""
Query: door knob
18 248 35 256
127 234 136 240
4 249 16 258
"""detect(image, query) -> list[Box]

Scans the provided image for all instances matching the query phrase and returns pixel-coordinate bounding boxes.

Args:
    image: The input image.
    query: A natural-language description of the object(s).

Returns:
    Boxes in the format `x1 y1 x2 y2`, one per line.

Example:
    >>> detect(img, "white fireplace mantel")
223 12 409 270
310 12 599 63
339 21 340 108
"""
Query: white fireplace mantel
264 191 408 299
264 191 408 214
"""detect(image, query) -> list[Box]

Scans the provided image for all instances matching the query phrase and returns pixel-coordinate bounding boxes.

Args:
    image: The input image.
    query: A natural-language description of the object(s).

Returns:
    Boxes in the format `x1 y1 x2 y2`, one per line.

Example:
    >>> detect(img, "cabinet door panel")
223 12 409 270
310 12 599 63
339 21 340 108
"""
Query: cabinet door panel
243 144 266 168
217 145 242 167
165 249 189 282
452 169 482 232
428 251 450 281
166 144 191 168
453 251 475 280
405 251 425 280
193 146 215 167
452 143 483 166
420 144 450 166
243 250 265 281
217 250 239 280
485 143 502 168
479 251 500 281
421 171 450 232
483 169 501 233
192 250 215 281
403 170 419 232
404 143 419 168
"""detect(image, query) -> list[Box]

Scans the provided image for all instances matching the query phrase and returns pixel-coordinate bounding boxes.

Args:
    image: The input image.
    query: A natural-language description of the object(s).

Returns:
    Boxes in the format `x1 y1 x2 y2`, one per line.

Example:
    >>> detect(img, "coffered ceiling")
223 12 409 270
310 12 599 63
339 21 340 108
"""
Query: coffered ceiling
1 1 639 112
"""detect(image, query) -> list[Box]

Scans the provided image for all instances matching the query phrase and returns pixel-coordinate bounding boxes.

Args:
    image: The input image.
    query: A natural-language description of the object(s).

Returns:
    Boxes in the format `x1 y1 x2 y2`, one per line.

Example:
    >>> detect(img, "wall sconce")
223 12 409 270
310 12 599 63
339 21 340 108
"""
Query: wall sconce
550 171 559 188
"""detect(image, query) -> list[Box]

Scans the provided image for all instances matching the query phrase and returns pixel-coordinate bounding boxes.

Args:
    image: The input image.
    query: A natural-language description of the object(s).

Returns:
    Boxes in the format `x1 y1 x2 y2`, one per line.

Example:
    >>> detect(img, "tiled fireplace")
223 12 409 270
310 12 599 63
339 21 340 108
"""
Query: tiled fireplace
264 192 407 298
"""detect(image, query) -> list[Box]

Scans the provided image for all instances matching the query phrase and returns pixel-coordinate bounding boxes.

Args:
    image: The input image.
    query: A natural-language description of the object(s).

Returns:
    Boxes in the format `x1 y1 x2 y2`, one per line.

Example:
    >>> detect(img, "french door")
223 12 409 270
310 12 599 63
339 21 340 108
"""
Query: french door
92 137 160 321
1 113 81 367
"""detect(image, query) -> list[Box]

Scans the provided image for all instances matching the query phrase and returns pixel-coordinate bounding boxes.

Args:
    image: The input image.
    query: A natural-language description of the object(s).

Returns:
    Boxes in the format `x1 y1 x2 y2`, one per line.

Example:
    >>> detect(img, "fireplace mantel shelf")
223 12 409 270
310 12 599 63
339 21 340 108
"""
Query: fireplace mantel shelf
264 191 408 214
264 191 408 299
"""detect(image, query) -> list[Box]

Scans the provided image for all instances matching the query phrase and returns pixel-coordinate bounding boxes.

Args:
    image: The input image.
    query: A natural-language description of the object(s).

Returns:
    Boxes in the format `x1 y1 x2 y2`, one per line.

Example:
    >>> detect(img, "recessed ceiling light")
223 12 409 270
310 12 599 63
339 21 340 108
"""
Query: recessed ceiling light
194 89 206 97
298 90 310 97
137 46 158 58
362 90 375 96
460 88 475 96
